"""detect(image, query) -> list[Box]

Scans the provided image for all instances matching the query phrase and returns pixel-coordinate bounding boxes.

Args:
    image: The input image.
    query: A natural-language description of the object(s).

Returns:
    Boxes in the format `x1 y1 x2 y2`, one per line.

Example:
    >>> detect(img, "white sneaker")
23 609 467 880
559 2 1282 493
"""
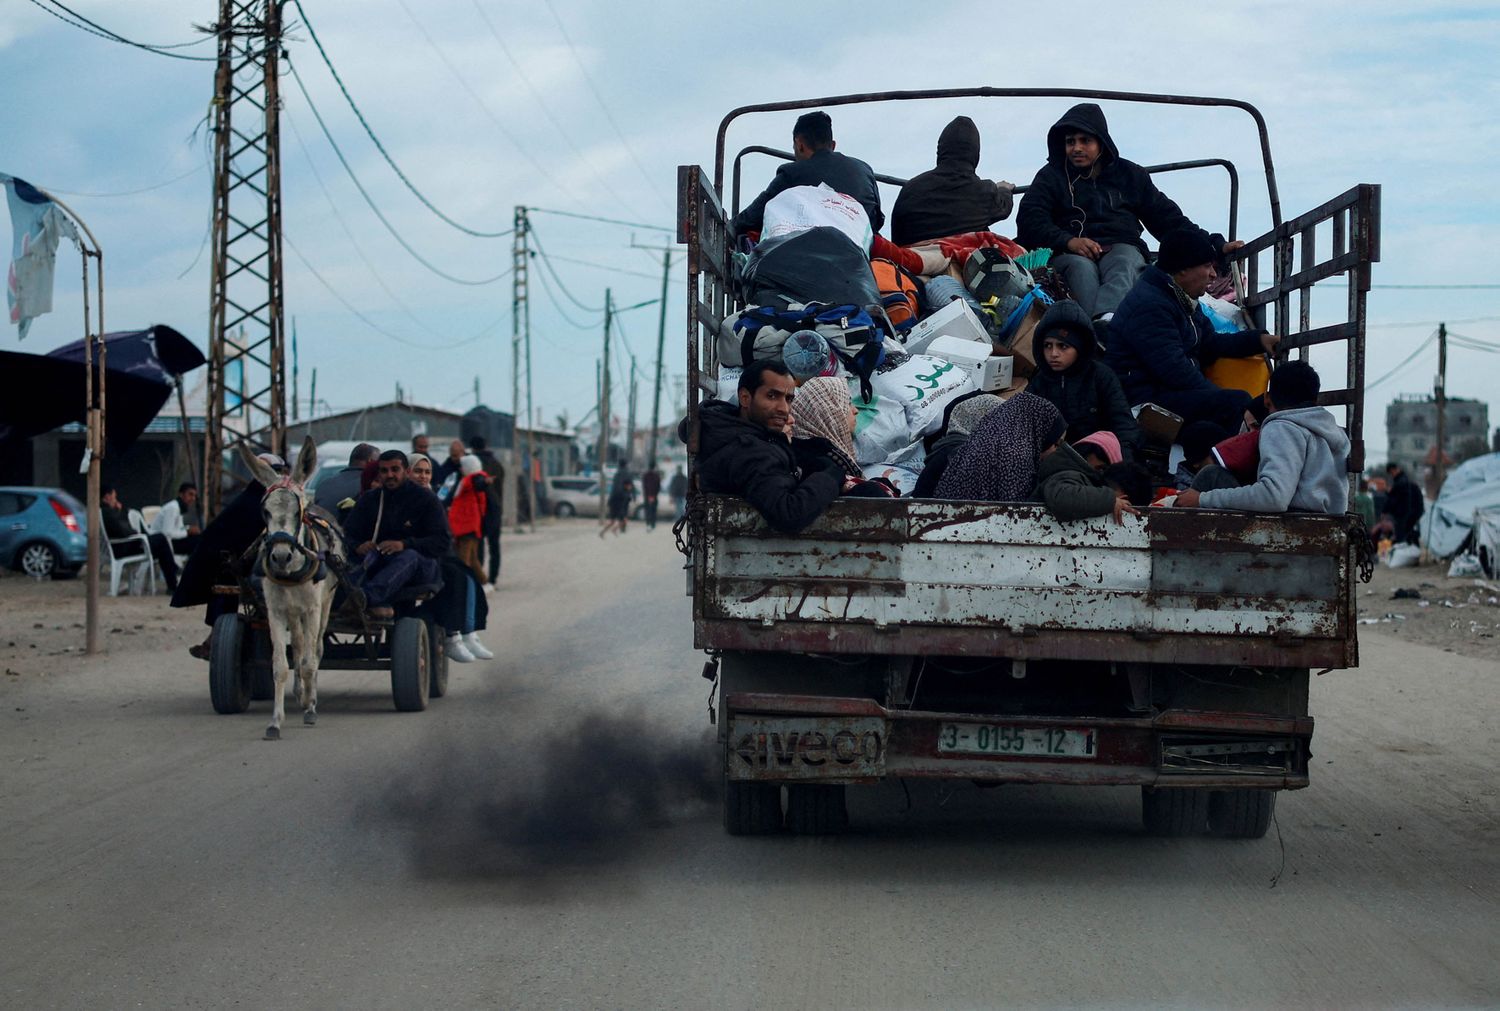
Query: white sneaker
463 632 494 660
446 634 475 663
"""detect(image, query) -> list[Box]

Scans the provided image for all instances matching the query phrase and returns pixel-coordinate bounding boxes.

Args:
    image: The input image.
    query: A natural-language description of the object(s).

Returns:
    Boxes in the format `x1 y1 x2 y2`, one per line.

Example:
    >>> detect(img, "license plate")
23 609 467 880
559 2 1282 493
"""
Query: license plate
937 723 1097 759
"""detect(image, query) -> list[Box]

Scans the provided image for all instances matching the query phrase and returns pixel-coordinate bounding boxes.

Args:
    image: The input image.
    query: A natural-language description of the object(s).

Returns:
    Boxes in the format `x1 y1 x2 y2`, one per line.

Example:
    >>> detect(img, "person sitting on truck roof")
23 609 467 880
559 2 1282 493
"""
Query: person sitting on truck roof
1174 361 1348 514
789 376 897 498
1027 299 1141 458
912 393 1004 498
1104 227 1280 434
685 360 843 534
732 111 884 238
934 392 1140 525
1014 103 1245 322
889 116 1014 246
342 450 452 618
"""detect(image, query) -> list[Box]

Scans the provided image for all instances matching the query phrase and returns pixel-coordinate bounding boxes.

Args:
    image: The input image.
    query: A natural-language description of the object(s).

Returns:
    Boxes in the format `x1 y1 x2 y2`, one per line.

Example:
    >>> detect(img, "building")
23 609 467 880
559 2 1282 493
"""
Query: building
1385 394 1490 495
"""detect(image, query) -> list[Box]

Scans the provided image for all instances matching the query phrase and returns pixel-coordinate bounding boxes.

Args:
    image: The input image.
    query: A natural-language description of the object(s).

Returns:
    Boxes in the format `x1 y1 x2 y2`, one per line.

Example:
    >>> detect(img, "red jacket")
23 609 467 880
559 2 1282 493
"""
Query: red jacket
447 473 488 537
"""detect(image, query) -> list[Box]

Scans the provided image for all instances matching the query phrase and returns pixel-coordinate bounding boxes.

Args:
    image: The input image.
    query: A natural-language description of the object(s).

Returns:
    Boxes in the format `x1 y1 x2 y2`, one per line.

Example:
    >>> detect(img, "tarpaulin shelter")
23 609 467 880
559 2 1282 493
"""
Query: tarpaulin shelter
1422 452 1500 558
0 324 205 451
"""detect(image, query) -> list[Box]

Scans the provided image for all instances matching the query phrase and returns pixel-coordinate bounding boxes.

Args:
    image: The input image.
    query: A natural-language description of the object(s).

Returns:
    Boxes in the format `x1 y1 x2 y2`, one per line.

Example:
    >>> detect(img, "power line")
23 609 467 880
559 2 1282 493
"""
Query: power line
285 232 507 351
528 226 605 313
289 0 514 239
540 0 671 209
42 162 205 198
527 206 672 233
26 0 215 60
287 60 512 287
1365 330 1438 391
533 260 603 332
1366 314 1500 329
544 252 684 284
1373 284 1500 290
465 0 645 219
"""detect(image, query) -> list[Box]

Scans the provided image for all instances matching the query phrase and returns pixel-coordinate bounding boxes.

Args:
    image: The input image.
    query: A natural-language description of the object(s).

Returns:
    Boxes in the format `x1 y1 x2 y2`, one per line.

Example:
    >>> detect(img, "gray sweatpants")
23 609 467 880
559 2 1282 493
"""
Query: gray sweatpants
1052 243 1147 318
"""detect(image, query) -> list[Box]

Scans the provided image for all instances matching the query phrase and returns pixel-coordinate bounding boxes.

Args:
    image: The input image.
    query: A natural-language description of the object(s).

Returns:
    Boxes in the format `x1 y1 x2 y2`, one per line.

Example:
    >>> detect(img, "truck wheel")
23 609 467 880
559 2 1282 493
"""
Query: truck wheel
785 783 849 836
1207 789 1275 839
428 624 449 699
390 617 430 712
1141 786 1208 837
723 781 782 835
208 613 250 715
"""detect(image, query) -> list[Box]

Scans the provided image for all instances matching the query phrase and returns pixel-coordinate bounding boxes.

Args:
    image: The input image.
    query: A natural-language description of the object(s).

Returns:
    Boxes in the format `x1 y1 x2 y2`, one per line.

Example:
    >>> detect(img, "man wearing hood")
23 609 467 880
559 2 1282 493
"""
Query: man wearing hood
1016 103 1242 320
1026 299 1141 457
684 361 842 534
890 116 1014 246
732 111 883 237
1176 361 1348 514
1105 227 1278 433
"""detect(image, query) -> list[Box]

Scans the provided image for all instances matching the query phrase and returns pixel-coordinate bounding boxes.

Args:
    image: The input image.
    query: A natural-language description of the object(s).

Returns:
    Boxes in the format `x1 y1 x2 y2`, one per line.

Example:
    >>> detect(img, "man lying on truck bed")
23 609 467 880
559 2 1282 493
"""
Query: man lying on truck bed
684 361 844 534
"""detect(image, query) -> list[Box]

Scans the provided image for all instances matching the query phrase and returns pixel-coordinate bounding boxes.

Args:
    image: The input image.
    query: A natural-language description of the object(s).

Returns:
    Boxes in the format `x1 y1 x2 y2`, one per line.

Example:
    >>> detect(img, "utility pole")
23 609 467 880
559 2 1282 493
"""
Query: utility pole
1434 321 1448 495
291 318 299 421
473 374 480 405
511 205 531 530
205 0 286 517
630 238 676 468
625 356 639 468
598 289 613 517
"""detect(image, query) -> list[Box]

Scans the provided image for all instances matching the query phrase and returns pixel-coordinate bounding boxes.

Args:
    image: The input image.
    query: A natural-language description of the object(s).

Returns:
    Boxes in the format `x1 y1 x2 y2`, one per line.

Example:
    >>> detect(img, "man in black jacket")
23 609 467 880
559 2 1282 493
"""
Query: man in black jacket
1104 228 1278 433
688 361 842 534
891 116 1014 245
1384 462 1425 545
1016 103 1242 320
732 111 883 237
343 450 451 617
313 442 377 518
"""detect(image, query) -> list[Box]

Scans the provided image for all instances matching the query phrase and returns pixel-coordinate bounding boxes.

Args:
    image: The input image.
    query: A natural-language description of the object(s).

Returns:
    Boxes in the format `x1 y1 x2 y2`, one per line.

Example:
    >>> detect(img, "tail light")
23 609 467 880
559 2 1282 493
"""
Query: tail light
50 497 81 533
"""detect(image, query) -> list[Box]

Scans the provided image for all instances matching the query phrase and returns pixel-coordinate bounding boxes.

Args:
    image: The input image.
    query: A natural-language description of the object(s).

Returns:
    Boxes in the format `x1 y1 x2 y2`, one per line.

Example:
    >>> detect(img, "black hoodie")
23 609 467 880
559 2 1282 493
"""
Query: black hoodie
1015 103 1199 255
684 400 841 534
890 116 1014 245
1026 299 1141 455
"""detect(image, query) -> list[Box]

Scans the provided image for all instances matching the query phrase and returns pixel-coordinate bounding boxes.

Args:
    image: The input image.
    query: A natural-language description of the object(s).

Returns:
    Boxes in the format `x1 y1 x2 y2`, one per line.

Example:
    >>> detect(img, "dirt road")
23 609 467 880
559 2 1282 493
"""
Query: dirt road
1 523 1496 1007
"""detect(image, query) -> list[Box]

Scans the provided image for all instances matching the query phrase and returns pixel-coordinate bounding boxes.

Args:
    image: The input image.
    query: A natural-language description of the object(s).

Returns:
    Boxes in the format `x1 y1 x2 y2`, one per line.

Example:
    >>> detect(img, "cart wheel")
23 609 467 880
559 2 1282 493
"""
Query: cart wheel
208 613 250 715
247 631 276 701
724 780 783 836
1141 786 1209 837
785 783 849 836
428 623 449 699
1207 789 1275 839
390 617 430 712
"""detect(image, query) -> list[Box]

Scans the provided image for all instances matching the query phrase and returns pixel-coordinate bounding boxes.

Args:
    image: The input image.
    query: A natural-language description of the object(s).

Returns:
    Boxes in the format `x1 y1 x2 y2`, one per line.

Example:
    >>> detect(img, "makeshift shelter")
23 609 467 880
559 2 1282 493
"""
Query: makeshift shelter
1422 452 1500 558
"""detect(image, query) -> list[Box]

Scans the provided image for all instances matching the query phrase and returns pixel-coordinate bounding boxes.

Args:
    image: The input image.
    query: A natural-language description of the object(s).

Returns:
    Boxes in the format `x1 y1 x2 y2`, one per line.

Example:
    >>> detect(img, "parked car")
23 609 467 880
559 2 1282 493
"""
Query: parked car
0 486 88 578
544 475 645 520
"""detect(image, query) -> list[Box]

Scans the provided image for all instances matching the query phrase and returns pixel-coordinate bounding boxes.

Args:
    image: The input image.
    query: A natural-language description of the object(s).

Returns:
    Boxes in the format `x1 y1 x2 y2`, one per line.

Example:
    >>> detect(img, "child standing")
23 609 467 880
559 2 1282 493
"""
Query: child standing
1027 300 1141 457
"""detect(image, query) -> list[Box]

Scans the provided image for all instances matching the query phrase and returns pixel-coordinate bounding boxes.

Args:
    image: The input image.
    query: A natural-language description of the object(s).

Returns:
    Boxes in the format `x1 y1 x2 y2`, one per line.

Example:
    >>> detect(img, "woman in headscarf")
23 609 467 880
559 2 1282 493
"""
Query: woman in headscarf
933 392 1139 524
912 393 1004 498
409 452 492 662
790 376 896 498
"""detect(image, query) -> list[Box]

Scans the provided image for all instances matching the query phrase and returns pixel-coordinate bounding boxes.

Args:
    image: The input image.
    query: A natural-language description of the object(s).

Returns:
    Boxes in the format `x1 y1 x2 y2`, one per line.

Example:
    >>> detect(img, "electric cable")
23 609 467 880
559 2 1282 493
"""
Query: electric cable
528 226 605 313
289 0 514 238
41 162 205 198
27 0 215 60
533 260 604 331
1365 330 1437 391
527 206 672 233
287 59 512 286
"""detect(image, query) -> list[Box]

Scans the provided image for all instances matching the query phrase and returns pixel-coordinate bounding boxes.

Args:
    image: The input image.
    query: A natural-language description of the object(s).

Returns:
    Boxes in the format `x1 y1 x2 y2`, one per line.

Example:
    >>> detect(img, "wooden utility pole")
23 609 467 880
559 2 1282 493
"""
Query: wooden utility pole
628 239 676 468
598 288 613 517
1434 322 1448 494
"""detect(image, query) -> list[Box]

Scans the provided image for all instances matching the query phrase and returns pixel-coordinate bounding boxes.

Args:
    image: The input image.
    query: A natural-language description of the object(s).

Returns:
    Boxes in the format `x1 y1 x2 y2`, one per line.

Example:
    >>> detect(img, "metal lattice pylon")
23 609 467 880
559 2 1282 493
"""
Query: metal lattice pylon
204 0 285 515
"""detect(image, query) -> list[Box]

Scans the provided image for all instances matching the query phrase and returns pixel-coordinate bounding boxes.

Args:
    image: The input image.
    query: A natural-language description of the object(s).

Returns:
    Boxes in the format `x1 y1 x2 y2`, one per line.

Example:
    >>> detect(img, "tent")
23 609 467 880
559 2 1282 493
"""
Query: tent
1473 505 1500 578
1422 452 1500 558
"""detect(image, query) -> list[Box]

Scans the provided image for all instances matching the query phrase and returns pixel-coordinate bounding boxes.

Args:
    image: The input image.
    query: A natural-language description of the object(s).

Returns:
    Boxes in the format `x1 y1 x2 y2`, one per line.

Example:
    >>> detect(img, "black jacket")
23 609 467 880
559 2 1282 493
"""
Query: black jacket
343 480 452 559
733 148 884 236
1016 103 1197 255
1027 300 1141 455
1031 442 1119 521
1104 266 1265 406
1387 471 1425 527
912 431 968 499
170 481 266 608
890 116 1013 245
686 400 841 534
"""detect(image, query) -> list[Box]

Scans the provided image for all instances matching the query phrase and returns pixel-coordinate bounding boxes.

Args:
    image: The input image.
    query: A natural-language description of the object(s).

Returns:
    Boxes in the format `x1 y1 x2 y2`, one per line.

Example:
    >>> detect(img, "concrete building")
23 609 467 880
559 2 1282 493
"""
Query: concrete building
1385 394 1490 494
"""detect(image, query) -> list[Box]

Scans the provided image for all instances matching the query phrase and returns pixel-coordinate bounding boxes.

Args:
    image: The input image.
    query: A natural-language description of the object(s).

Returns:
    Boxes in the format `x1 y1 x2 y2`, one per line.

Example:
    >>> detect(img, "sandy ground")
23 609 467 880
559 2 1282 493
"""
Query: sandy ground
1360 559 1500 664
1 520 1496 1008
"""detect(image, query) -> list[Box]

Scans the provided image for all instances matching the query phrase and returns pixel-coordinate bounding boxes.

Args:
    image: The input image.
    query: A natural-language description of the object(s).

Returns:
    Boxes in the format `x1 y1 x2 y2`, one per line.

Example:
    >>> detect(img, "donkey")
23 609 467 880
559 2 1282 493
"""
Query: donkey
241 437 346 740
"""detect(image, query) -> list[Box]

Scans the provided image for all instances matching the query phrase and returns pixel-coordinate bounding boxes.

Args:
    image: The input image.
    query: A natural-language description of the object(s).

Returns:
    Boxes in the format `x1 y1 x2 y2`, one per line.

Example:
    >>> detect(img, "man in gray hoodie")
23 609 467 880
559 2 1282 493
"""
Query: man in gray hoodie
1176 361 1348 514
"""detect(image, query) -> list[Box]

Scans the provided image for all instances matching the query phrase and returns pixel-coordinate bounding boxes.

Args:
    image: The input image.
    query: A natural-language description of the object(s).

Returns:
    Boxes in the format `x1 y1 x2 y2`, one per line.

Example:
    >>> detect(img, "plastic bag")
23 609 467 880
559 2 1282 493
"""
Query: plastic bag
1447 552 1483 578
850 387 910 466
1200 294 1248 333
742 226 881 309
762 184 873 253
871 351 979 438
1385 543 1422 569
861 439 926 495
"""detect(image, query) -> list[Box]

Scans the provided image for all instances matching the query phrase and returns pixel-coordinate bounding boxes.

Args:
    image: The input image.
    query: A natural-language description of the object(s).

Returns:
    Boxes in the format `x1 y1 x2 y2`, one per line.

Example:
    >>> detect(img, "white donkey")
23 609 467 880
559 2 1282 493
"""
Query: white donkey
241 438 346 740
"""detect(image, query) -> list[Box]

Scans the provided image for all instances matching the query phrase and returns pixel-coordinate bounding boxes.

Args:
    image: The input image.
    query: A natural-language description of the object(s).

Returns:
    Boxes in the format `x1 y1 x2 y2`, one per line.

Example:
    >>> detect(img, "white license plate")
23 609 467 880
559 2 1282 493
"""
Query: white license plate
938 723 1097 759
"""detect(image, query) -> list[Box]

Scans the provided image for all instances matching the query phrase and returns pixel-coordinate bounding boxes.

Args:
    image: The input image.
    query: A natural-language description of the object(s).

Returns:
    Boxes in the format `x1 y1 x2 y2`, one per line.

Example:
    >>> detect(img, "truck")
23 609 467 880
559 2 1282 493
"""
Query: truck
674 88 1380 838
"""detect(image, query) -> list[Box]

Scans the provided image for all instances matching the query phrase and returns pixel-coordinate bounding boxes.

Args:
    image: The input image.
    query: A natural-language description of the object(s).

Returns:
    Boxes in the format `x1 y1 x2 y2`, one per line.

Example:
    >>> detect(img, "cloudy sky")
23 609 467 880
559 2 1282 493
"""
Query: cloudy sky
2 0 1497 460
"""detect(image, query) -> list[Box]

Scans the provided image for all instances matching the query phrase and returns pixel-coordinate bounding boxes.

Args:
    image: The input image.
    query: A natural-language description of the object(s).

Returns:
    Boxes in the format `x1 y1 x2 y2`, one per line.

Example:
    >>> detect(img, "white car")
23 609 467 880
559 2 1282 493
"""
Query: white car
545 475 645 520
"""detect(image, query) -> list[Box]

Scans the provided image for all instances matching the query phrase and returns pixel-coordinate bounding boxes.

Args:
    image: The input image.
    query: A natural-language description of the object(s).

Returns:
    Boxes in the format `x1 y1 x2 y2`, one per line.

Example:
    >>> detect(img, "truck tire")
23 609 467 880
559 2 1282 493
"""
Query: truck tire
428 623 449 699
208 614 250 715
390 617 430 712
1141 786 1208 837
1207 789 1275 839
785 784 849 836
723 781 782 835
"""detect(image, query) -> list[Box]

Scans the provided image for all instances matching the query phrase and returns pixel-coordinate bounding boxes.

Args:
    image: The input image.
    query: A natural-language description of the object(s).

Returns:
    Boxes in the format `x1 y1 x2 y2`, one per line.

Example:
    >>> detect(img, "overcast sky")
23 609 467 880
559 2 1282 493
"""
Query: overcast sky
2 0 1497 461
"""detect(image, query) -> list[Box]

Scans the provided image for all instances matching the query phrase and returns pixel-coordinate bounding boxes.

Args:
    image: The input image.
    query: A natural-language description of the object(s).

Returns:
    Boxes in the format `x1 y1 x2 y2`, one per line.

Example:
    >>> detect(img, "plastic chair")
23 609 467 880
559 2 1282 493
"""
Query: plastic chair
103 513 156 596
130 509 176 594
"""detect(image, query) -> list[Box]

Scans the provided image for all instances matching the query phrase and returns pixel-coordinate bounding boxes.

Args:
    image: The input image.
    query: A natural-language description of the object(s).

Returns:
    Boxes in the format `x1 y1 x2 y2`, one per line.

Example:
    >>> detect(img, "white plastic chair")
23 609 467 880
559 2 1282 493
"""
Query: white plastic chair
131 509 180 593
103 512 156 596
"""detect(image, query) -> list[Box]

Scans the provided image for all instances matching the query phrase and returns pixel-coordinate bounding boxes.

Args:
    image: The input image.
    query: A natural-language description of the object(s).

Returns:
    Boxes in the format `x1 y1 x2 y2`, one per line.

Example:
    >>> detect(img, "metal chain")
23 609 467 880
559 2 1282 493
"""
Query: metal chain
672 493 707 560
1349 511 1376 584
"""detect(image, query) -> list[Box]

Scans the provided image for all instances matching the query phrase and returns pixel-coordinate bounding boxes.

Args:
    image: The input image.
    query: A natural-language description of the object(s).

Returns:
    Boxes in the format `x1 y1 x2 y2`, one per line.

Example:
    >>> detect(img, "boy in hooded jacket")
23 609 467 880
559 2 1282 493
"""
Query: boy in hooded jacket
1027 300 1141 458
890 116 1015 246
1015 103 1241 320
1176 361 1348 514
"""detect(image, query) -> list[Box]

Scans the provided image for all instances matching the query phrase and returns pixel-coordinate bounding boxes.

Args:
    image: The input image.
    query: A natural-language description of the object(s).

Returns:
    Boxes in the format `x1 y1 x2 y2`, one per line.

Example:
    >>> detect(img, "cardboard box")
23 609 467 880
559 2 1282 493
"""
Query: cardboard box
998 301 1045 378
902 298 990 356
926 335 1014 393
